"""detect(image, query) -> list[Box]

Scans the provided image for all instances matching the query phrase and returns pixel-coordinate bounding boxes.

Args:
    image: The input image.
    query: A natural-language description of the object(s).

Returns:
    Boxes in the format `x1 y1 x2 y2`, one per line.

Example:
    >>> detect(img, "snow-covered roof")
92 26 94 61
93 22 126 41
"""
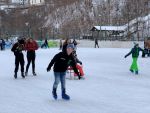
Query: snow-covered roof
92 26 126 31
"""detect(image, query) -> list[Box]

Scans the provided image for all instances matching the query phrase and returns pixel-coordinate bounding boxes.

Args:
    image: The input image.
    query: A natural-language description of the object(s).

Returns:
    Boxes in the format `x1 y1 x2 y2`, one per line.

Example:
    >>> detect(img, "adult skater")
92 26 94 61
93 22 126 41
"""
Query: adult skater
59 39 63 50
72 39 78 50
41 38 49 48
0 39 2 50
47 44 81 100
124 43 144 75
25 38 38 76
94 38 99 48
11 38 25 79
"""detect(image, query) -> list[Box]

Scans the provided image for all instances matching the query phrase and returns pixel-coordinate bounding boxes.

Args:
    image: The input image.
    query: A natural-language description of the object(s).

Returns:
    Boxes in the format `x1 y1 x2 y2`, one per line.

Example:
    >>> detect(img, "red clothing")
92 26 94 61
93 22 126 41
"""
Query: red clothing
25 41 38 51
74 64 84 76
68 64 84 76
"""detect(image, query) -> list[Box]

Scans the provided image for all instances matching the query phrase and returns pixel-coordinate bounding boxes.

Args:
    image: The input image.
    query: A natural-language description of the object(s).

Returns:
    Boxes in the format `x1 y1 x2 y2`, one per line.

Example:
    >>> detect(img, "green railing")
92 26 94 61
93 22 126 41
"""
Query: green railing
36 40 58 48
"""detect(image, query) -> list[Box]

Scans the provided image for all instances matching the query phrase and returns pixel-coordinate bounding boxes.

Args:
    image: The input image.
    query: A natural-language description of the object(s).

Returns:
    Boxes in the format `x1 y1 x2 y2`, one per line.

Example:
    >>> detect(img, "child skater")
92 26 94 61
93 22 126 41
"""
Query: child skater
124 43 144 75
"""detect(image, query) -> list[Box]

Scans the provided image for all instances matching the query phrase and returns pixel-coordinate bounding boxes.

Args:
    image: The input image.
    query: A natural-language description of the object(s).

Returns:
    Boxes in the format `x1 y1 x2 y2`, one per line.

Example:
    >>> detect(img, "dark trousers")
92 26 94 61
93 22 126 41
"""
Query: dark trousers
26 51 36 73
95 43 99 48
0 44 3 50
15 53 24 73
142 49 150 57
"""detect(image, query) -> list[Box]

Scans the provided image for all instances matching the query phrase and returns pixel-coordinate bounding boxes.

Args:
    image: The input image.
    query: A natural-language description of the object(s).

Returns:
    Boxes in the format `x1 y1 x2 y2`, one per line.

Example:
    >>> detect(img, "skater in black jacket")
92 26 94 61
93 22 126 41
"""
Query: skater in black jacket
47 44 81 100
95 38 99 48
11 38 25 79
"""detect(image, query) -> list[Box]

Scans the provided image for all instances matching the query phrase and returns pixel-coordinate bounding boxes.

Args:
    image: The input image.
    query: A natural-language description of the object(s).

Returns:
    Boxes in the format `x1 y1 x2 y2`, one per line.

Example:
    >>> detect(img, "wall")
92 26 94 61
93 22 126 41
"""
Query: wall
76 40 144 48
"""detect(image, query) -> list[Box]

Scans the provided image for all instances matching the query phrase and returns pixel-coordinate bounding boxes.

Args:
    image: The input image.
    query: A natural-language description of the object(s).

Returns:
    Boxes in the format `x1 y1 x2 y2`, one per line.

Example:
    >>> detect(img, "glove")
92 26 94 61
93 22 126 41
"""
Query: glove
80 62 82 65
47 67 50 72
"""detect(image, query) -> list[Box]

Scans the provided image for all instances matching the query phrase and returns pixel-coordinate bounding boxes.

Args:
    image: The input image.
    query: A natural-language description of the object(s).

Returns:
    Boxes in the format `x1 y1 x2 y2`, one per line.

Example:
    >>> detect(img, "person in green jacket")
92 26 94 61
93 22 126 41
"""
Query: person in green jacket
124 43 144 75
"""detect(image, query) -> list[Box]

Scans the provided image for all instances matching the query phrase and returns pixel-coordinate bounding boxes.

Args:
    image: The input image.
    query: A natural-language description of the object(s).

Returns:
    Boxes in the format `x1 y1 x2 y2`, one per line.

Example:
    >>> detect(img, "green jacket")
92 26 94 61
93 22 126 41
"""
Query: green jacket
125 47 144 58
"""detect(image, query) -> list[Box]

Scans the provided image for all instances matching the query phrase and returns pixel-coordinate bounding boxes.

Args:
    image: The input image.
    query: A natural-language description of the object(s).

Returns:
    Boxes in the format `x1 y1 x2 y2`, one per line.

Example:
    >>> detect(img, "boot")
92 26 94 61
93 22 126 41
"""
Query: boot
52 88 57 100
62 89 70 100
14 72 17 79
33 72 37 76
21 72 25 78
135 71 138 75
130 69 134 73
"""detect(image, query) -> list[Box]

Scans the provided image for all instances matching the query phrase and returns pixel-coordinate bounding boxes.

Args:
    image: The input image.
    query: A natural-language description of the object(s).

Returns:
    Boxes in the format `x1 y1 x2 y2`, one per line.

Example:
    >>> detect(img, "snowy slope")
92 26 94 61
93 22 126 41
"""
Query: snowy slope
0 48 150 113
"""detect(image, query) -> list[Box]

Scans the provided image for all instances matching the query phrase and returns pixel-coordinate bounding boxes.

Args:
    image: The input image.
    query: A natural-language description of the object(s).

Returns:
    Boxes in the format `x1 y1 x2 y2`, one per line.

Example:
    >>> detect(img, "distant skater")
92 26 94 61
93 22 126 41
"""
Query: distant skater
124 43 144 75
94 38 99 48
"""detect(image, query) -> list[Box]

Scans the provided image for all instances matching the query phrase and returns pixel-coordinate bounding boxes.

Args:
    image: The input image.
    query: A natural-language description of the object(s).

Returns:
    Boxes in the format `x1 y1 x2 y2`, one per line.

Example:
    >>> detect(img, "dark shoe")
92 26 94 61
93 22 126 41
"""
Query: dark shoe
14 73 17 79
62 93 70 100
33 72 37 76
80 76 85 80
62 89 70 100
130 69 134 73
21 72 25 78
52 88 57 100
135 71 138 75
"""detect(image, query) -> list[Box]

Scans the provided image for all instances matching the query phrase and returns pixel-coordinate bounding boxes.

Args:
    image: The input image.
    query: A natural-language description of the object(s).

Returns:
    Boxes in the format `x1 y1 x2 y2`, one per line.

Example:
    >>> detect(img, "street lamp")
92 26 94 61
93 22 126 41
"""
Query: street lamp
25 22 30 37
99 14 102 40
40 27 43 39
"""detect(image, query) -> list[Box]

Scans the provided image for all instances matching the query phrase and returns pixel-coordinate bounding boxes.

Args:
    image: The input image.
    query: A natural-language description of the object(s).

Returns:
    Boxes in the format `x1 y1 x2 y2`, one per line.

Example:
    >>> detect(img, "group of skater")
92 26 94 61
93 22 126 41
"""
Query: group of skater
11 37 38 79
11 37 84 100
10 37 149 100
7 35 150 100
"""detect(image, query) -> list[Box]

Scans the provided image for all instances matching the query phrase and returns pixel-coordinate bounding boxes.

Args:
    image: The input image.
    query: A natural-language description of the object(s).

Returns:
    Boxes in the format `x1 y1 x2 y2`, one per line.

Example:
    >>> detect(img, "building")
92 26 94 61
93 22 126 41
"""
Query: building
91 26 126 41
30 0 44 5
11 0 44 5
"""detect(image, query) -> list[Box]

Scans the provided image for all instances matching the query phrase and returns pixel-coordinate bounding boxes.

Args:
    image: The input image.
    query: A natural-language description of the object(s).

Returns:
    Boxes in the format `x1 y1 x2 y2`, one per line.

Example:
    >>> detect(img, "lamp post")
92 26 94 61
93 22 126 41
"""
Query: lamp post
25 22 30 37
99 14 102 40
40 27 43 40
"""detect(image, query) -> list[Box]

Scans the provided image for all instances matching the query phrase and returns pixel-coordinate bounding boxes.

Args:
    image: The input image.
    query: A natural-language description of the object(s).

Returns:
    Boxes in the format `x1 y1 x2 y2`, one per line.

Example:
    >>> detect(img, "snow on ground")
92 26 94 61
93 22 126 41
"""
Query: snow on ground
0 48 150 113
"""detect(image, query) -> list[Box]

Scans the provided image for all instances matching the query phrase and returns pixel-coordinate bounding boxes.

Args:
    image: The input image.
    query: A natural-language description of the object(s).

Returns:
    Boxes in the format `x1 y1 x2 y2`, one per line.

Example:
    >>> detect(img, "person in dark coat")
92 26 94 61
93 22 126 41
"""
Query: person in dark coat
69 51 85 79
41 38 49 48
72 39 78 50
124 43 144 75
94 38 99 48
11 38 25 79
47 44 81 100
0 39 2 50
59 39 63 50
25 38 38 76
62 38 71 53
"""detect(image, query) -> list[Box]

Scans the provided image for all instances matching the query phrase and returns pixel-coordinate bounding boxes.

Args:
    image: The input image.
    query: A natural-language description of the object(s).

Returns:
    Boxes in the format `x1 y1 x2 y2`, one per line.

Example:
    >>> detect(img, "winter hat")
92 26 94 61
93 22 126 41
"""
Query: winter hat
67 44 74 49
134 42 139 47
18 37 24 44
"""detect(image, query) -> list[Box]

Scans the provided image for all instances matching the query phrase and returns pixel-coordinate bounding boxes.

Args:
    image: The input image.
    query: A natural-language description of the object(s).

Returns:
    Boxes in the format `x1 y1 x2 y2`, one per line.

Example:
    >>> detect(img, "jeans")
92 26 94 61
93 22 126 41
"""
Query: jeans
53 72 66 90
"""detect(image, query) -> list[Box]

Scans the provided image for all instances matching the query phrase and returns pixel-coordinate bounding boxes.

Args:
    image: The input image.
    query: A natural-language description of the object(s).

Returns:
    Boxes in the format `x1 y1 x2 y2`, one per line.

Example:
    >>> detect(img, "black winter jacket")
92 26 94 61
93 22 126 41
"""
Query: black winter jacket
47 52 79 75
11 43 24 56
